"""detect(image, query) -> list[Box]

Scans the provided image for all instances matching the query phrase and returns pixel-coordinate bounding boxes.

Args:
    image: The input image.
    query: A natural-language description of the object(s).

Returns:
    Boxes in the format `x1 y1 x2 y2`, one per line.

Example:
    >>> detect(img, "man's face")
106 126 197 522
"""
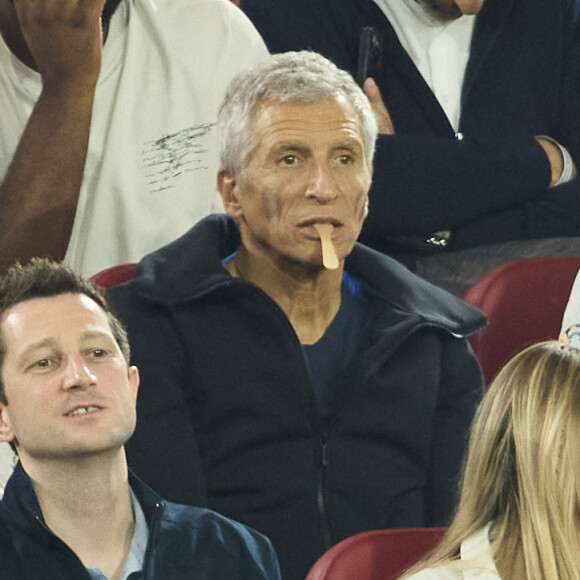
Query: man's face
0 293 139 463
221 97 372 270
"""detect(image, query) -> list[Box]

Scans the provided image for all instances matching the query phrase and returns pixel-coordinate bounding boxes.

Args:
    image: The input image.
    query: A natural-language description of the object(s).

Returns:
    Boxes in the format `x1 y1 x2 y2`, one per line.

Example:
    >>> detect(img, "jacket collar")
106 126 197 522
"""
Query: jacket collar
0 462 44 537
462 0 516 104
0 462 164 535
128 214 486 338
359 0 516 131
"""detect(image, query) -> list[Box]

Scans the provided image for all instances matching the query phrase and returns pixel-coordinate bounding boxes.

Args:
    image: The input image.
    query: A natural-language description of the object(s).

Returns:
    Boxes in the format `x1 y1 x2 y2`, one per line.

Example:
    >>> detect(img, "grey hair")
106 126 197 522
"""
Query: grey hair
217 51 378 179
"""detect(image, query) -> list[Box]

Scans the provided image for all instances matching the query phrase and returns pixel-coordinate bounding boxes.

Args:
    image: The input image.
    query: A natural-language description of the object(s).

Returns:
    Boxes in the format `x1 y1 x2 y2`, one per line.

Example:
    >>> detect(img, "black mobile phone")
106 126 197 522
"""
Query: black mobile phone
356 26 383 86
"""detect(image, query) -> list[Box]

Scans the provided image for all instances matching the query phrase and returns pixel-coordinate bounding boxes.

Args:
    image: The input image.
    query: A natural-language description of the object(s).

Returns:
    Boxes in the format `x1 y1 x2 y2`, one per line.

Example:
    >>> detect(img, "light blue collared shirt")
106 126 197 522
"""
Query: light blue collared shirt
86 489 149 580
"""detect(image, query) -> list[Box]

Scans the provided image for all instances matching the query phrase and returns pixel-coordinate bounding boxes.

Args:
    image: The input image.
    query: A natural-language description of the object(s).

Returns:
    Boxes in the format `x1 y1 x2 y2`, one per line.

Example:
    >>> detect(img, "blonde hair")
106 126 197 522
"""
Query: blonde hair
402 341 580 580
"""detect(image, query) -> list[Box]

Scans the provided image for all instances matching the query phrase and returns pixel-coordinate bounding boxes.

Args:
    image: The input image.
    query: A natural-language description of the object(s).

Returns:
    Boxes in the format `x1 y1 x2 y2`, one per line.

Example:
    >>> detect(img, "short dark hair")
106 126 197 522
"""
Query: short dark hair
0 259 130 404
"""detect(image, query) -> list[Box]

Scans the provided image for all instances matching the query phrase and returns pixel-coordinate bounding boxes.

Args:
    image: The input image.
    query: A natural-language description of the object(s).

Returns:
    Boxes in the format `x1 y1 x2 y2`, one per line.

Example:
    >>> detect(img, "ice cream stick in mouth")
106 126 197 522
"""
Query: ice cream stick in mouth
315 223 339 270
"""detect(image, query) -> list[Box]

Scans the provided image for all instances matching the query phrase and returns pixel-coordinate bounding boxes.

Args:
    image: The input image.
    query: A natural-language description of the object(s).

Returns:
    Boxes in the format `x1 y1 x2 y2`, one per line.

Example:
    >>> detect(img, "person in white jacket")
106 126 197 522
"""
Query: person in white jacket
401 340 580 580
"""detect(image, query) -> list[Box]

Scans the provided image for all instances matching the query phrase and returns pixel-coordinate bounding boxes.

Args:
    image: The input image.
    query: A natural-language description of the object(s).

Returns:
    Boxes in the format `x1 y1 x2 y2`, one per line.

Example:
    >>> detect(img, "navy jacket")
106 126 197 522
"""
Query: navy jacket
108 215 486 580
242 0 580 251
0 463 281 579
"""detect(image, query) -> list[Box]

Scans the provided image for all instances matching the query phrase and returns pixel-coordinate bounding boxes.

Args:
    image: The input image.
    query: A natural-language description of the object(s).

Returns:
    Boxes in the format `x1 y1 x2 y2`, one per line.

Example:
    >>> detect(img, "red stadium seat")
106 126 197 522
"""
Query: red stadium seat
464 256 580 385
305 527 446 580
90 263 137 289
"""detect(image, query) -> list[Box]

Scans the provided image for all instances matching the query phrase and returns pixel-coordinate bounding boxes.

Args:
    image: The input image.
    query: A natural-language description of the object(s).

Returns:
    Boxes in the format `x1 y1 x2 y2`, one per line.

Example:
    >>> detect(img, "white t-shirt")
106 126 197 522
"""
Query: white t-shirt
0 443 16 497
0 0 268 277
0 0 268 492
372 0 475 131
404 525 500 579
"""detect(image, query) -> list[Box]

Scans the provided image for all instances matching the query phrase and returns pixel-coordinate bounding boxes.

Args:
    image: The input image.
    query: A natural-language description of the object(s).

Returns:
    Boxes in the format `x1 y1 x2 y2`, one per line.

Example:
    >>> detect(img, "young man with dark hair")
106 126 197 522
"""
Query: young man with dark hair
0 259 281 580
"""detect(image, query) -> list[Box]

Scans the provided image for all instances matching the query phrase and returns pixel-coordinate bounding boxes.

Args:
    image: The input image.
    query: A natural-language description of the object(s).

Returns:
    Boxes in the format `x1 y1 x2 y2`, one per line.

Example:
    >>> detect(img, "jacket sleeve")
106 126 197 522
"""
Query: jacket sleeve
363 0 580 247
427 336 484 525
363 134 551 235
108 284 209 507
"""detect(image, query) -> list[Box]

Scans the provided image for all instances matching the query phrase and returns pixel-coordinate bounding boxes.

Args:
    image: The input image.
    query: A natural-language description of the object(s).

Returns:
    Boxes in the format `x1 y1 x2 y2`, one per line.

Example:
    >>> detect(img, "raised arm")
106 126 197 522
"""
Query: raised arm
0 0 105 273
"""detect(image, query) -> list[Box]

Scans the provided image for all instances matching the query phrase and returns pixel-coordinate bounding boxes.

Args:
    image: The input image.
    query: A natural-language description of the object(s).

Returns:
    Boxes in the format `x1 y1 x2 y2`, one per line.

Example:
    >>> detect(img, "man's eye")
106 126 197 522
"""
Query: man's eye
280 155 298 165
336 154 354 165
90 349 108 359
29 358 54 371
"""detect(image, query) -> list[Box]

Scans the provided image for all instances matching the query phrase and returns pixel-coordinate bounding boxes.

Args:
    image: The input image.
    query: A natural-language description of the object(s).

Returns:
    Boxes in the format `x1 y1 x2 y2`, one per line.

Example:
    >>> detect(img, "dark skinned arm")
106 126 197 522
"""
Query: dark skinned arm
0 0 105 273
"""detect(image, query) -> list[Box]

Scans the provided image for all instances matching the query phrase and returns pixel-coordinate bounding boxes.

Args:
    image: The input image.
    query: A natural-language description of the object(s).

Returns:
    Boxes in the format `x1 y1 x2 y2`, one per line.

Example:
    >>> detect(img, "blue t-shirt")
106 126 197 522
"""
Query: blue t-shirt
302 272 373 418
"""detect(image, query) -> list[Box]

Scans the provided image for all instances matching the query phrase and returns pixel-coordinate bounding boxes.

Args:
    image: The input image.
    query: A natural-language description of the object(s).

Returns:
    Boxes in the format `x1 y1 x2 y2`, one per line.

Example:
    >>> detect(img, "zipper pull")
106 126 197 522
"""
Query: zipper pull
320 436 329 467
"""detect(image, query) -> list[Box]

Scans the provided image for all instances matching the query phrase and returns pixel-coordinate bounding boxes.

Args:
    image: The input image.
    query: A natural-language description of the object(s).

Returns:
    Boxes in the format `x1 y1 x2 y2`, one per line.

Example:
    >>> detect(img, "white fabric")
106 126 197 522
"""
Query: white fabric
560 268 580 342
372 0 475 131
0 0 268 277
0 443 16 497
404 524 501 579
0 0 268 494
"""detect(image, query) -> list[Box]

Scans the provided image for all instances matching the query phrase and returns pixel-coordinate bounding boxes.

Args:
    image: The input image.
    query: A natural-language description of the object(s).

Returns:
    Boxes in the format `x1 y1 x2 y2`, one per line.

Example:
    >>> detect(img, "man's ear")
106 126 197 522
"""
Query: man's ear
217 169 243 219
0 404 16 447
128 366 140 402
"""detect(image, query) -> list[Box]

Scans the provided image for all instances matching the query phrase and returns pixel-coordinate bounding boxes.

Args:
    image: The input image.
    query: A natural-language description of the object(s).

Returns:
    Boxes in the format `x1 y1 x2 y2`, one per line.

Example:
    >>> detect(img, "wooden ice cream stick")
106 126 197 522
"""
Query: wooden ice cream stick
314 223 339 270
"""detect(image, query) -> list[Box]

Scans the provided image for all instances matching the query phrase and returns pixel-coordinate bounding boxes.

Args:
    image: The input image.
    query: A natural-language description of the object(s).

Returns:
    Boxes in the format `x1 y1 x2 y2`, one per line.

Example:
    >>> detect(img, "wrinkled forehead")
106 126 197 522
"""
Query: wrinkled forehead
253 93 363 126
251 96 366 150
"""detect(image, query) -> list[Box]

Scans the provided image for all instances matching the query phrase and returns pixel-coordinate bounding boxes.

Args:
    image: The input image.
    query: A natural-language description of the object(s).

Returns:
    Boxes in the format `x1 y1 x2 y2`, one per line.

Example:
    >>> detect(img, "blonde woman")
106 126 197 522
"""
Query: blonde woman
401 341 580 580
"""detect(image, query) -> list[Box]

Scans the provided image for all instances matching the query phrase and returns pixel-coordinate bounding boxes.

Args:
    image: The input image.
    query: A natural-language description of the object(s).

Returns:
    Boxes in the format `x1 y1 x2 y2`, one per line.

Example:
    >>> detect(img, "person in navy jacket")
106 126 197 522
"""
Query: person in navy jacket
0 259 281 580
108 51 487 580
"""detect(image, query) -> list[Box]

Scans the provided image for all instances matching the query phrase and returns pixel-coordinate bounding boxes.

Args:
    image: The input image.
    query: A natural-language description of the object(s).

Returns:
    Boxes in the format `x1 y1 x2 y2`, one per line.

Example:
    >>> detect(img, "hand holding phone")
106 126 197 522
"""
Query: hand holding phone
356 26 383 86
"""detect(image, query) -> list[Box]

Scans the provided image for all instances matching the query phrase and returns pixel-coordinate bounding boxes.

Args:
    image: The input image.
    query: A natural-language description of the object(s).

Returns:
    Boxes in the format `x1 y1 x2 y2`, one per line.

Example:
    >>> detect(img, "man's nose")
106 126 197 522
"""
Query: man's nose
305 163 338 203
61 354 97 391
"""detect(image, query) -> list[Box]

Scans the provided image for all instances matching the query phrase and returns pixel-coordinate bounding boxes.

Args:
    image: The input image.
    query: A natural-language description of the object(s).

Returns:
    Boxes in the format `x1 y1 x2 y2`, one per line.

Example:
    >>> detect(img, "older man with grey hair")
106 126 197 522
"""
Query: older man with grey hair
242 0 580 298
108 51 486 580
0 259 281 580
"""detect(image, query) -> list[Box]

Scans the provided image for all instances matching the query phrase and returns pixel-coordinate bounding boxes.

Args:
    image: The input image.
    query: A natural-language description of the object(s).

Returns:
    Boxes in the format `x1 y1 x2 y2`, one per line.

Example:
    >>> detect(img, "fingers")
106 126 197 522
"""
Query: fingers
14 0 107 18
13 0 106 87
363 77 395 135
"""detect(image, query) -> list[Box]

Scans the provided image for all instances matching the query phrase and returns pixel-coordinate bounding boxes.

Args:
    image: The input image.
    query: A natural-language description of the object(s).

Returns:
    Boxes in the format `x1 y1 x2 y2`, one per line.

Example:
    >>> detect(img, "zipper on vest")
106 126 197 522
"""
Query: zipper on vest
317 434 332 549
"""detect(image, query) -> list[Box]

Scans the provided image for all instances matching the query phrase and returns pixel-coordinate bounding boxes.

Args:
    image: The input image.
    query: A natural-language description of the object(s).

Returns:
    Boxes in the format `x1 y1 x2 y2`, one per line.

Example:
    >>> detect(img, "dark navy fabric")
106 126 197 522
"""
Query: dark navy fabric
0 463 281 580
242 0 580 251
302 276 373 418
108 214 486 580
